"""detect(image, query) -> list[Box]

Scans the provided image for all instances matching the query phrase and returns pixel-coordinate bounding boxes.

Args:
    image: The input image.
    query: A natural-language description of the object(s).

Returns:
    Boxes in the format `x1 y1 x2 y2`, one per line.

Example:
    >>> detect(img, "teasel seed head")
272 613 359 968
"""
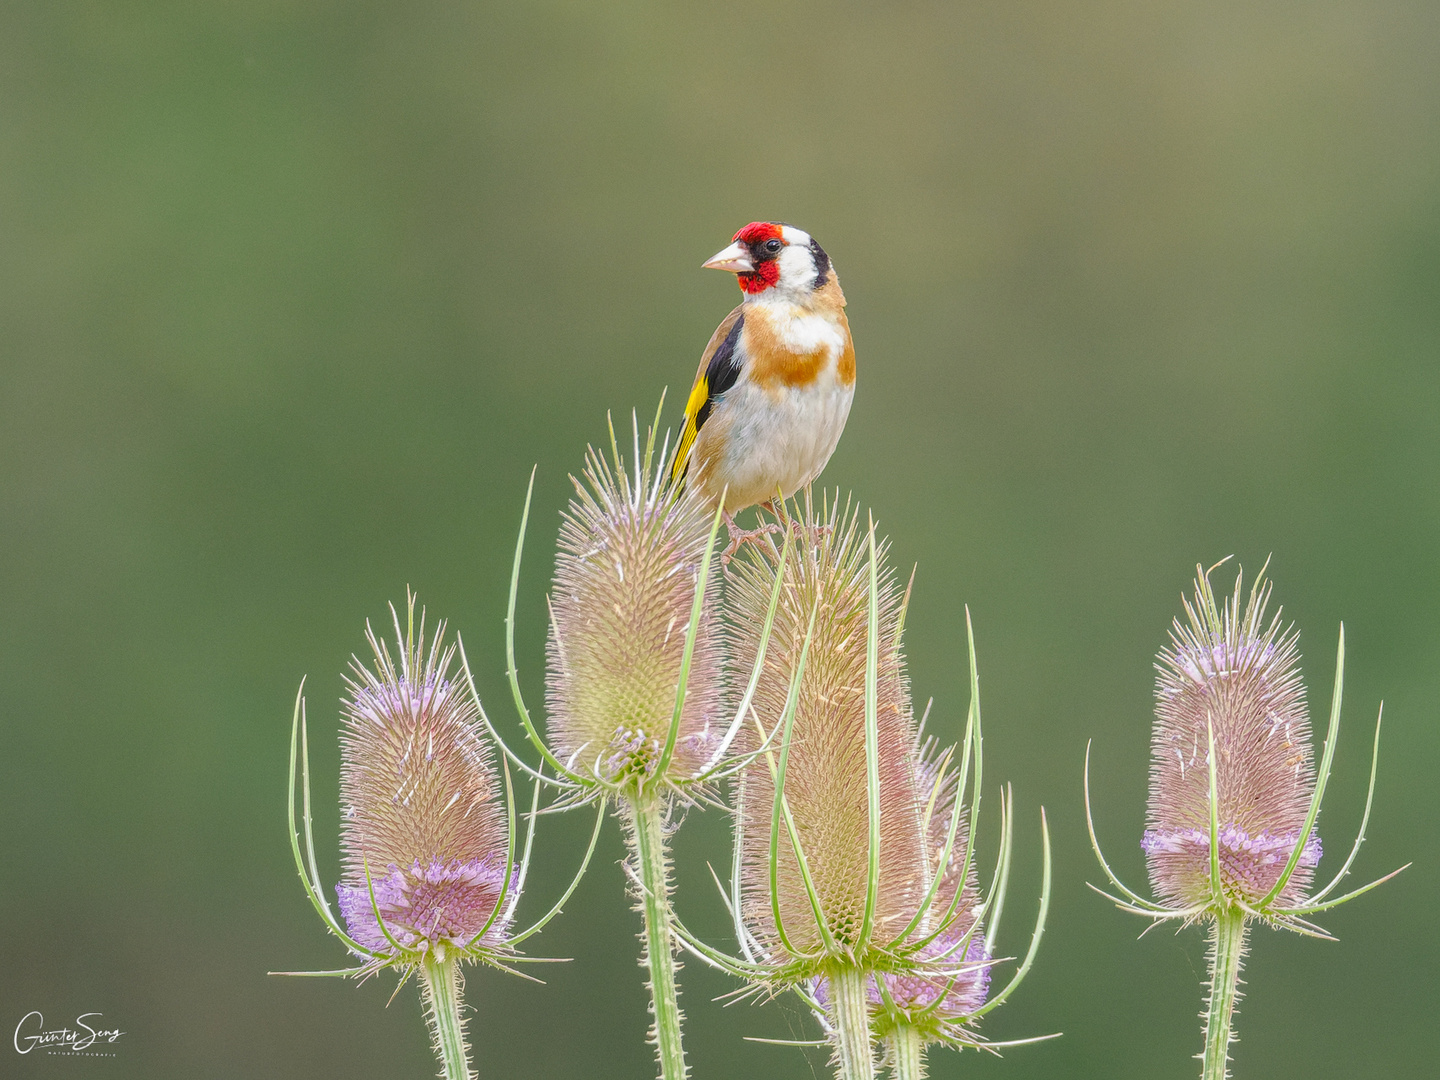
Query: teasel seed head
335 595 514 961
700 502 1052 1063
1144 563 1320 910
1084 561 1405 1080
543 430 727 792
728 497 929 968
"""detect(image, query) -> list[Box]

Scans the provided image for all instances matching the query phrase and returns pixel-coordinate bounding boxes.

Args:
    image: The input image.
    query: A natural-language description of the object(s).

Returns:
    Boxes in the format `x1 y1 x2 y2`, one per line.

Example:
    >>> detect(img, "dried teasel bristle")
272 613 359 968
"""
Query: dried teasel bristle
545 437 726 786
336 596 512 955
1144 565 1320 908
728 498 928 962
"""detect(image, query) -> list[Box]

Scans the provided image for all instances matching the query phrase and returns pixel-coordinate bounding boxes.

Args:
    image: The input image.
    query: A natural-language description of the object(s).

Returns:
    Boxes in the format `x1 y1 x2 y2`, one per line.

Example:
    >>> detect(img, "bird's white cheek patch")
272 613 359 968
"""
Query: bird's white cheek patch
770 245 818 293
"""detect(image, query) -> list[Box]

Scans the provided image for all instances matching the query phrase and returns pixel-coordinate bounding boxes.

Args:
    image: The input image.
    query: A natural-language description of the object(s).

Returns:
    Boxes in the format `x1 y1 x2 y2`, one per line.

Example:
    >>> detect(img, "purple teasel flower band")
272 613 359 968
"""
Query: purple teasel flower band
337 856 518 952
1142 823 1321 901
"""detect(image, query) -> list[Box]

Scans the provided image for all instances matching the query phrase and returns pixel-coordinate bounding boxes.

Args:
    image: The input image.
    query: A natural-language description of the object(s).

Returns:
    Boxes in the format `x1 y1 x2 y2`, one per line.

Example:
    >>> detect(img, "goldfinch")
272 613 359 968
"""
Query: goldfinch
672 221 855 538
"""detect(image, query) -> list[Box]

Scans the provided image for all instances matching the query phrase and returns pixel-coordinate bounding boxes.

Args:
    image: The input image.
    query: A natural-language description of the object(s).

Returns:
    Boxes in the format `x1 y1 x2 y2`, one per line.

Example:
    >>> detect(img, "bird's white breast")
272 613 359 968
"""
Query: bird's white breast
709 378 854 509
690 301 855 511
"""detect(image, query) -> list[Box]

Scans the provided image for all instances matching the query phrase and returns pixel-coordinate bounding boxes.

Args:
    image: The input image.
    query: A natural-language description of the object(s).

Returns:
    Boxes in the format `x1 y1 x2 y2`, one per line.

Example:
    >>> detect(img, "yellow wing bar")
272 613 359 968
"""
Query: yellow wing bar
671 374 710 485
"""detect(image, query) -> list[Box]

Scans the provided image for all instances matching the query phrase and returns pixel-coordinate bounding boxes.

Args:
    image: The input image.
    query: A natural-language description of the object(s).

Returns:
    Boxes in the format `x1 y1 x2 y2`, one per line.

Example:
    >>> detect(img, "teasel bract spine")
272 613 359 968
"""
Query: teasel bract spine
483 404 792 1080
1085 561 1408 1080
278 594 603 1080
672 495 1052 1080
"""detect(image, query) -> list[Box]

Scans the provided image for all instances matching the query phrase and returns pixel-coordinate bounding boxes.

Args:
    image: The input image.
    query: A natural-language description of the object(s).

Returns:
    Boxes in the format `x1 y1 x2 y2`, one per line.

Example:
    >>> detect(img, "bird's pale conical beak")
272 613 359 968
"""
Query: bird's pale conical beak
702 241 754 273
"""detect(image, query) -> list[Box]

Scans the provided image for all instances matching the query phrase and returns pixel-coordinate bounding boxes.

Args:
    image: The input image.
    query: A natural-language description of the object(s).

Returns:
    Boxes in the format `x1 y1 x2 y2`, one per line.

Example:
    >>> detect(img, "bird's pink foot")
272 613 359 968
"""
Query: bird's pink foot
721 511 783 562
757 497 830 549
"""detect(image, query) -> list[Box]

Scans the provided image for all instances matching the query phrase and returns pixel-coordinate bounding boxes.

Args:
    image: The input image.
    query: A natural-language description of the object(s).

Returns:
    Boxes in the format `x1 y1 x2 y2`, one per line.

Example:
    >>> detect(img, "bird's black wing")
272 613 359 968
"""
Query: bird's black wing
673 307 745 484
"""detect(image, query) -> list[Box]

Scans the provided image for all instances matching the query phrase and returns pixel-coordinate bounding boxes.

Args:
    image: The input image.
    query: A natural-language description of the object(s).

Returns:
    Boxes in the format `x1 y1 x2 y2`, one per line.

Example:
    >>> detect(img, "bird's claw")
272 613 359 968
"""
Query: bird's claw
718 514 832 564
720 515 784 563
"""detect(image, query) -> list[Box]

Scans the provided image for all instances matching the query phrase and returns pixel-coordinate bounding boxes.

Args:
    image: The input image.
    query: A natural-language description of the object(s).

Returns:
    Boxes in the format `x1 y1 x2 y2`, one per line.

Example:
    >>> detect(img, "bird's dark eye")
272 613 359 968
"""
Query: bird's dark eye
764 239 784 254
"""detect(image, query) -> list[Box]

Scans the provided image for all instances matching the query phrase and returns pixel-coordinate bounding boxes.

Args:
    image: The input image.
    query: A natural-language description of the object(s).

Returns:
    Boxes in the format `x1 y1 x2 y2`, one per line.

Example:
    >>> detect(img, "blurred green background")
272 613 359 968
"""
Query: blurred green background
3 2 1436 1077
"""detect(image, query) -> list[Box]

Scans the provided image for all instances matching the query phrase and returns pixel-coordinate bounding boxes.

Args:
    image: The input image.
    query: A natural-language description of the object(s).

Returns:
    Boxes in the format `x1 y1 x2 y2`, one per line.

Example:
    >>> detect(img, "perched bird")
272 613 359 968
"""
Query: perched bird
672 222 855 550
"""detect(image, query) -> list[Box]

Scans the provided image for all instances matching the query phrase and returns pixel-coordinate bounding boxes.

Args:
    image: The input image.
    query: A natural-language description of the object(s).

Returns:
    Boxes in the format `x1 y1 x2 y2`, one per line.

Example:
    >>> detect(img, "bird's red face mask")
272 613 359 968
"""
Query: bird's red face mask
703 222 786 294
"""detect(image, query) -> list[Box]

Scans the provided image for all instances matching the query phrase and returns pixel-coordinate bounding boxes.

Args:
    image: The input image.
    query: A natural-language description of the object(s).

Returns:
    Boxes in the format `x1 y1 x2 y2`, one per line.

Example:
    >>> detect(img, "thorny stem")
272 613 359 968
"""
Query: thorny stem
889 1025 926 1080
628 793 688 1080
1201 908 1248 1080
830 965 876 1080
419 954 474 1080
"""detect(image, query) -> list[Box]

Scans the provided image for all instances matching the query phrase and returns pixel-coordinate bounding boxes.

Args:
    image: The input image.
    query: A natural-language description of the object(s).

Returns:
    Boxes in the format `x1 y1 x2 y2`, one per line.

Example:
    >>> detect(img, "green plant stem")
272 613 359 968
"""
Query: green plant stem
419 954 473 1080
1201 908 1248 1080
830 965 875 1080
889 1025 926 1080
628 793 687 1080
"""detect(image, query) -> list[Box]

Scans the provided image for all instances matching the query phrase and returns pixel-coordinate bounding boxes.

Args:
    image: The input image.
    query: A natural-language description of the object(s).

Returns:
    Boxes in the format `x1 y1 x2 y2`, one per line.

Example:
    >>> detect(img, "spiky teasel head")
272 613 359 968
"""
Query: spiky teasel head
282 595 610 1080
333 595 516 970
1085 565 1408 1080
1143 563 1320 910
673 498 1051 1068
727 496 928 973
1087 559 1407 937
710 504 1052 1065
544 416 728 794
